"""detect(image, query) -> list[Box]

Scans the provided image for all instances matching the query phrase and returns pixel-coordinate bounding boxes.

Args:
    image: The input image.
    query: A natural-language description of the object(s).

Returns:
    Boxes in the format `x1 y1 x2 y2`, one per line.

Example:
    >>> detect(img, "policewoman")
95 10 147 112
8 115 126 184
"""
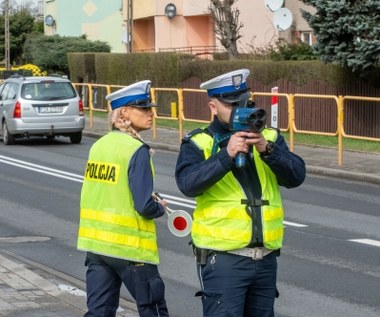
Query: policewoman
77 80 169 317
175 69 306 317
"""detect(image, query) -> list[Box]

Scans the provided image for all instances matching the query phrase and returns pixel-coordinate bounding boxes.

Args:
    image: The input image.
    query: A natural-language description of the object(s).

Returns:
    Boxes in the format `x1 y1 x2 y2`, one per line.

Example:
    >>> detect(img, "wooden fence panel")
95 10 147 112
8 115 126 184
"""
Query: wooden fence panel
180 77 380 138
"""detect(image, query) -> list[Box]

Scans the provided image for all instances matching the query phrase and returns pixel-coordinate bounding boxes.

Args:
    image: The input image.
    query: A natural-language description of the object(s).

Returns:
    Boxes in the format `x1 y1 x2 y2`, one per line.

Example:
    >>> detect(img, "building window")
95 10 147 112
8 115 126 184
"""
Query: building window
300 32 312 45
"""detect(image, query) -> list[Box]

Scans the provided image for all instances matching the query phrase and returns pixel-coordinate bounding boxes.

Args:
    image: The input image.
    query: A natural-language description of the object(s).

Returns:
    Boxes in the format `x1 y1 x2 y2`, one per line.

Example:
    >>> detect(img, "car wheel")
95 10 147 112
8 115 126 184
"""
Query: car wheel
2 121 15 145
70 132 82 144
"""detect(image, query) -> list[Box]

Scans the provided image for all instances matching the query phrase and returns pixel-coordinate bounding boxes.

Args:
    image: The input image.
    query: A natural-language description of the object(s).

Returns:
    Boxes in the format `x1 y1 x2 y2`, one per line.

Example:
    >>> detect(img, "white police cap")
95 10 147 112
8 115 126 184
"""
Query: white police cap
200 69 251 103
106 80 157 110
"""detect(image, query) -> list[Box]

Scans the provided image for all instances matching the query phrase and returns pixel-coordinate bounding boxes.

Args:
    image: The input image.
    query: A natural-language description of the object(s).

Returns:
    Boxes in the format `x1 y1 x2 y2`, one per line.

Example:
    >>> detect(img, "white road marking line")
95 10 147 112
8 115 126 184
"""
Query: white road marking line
0 158 83 183
349 239 380 247
0 155 83 178
284 220 308 227
58 284 86 297
0 155 310 229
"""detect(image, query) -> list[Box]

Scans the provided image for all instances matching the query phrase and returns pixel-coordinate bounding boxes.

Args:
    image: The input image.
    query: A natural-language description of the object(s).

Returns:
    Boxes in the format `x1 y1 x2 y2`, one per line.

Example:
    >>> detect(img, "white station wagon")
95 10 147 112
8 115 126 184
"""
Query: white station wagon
0 75 85 145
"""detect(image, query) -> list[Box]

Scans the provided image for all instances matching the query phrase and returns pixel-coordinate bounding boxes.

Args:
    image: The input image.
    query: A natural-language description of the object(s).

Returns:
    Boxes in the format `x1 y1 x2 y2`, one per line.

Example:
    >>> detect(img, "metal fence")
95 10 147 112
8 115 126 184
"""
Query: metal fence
73 83 380 166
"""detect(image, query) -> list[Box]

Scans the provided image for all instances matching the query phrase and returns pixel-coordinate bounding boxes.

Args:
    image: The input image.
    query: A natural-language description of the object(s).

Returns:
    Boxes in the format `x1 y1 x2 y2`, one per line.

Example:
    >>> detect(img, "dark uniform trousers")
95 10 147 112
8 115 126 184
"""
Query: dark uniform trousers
196 251 278 317
84 252 169 317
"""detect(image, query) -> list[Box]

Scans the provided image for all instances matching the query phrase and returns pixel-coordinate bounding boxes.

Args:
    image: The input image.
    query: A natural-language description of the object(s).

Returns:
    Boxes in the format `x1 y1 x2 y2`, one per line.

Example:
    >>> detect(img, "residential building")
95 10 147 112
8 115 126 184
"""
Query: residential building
43 0 125 52
283 0 316 45
42 0 314 54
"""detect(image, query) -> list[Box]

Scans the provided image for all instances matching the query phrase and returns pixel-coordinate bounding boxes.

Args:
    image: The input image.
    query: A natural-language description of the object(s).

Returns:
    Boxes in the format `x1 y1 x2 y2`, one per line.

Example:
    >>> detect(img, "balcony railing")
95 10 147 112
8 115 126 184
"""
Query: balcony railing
158 46 221 55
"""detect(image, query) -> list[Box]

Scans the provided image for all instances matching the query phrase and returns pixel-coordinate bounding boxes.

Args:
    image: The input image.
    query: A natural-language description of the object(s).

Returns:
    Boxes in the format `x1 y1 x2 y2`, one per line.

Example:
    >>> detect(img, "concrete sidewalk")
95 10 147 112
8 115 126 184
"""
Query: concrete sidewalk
0 116 378 317
0 250 139 317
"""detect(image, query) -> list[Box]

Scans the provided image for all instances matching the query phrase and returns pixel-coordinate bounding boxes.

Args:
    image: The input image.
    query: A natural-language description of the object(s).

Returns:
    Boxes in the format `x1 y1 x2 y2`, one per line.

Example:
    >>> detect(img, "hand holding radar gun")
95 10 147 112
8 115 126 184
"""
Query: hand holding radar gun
153 192 192 237
229 99 267 168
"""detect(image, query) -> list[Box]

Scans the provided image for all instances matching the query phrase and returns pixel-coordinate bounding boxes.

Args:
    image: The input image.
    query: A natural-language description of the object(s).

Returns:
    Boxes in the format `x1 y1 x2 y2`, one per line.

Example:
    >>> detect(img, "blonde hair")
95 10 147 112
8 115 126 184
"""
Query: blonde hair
109 107 143 140
108 107 155 155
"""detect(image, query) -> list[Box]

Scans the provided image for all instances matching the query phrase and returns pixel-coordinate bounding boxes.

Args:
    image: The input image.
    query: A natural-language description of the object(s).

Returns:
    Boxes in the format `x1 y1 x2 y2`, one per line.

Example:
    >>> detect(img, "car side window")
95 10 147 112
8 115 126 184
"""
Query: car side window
0 83 4 101
0 83 11 101
8 83 18 100
22 83 37 99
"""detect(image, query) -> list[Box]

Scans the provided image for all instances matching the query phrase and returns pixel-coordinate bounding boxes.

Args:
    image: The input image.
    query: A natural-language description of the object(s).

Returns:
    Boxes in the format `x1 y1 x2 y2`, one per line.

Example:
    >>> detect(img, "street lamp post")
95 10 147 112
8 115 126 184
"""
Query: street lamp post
127 0 133 53
4 0 10 70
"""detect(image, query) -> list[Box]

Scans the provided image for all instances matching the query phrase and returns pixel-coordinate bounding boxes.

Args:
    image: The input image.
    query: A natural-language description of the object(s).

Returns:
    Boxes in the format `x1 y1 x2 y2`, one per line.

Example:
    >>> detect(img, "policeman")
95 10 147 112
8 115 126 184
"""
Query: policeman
175 69 306 316
77 80 169 317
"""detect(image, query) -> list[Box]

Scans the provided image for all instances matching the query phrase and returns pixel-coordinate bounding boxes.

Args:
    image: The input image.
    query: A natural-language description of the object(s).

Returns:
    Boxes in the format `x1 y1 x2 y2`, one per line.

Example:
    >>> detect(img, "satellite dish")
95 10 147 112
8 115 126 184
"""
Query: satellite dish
273 8 293 31
264 0 284 12
44 14 55 27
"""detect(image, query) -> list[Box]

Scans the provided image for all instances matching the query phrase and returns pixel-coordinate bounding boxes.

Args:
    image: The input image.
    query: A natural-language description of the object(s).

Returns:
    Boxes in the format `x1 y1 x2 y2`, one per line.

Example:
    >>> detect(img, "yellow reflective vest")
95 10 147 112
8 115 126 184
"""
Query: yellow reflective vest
190 128 284 250
77 131 159 264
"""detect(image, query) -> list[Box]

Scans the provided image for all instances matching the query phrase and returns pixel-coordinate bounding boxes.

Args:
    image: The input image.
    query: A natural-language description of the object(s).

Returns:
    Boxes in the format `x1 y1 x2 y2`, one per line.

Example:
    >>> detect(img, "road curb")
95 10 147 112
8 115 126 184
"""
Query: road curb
306 166 380 185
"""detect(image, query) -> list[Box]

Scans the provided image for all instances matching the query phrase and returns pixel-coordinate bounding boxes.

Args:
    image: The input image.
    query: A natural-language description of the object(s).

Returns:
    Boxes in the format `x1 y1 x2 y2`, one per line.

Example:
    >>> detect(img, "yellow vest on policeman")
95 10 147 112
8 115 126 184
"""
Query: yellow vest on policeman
77 131 160 264
190 128 284 251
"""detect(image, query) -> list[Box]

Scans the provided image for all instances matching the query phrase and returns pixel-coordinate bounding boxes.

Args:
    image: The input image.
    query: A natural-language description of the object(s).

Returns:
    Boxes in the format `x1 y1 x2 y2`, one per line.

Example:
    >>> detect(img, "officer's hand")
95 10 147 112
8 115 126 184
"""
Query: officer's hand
244 132 268 153
227 132 250 158
152 193 168 212
157 199 168 210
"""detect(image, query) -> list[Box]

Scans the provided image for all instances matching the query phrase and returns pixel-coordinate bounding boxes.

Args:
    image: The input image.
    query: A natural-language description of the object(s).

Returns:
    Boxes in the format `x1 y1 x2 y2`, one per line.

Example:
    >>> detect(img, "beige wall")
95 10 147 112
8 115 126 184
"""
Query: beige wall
128 0 280 53
154 15 186 51
134 18 155 51
236 2 278 52
132 0 184 19
185 16 214 47
182 0 209 16
128 0 214 52
44 0 314 54
287 0 315 31
122 0 314 53
133 0 156 19
43 0 57 36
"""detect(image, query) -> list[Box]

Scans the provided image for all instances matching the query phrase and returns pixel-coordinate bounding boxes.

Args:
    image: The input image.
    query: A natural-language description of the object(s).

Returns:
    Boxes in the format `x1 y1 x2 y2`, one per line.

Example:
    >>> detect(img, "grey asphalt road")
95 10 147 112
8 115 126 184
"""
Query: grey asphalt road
0 136 379 317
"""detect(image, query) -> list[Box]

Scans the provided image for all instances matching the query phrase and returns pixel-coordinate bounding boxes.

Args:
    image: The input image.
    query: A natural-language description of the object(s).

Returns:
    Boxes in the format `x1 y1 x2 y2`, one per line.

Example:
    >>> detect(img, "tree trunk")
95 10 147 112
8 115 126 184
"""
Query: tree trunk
209 0 243 60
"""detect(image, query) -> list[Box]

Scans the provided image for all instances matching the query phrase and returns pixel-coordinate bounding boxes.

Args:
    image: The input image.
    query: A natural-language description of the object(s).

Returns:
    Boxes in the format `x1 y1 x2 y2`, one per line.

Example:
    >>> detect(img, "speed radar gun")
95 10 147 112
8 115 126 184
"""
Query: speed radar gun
229 99 267 167
200 68 266 168
153 192 192 237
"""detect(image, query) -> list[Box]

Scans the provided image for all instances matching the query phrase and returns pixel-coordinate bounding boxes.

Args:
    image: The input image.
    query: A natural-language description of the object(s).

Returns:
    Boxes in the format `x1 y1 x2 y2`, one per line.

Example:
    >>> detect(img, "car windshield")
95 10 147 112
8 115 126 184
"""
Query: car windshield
21 81 77 101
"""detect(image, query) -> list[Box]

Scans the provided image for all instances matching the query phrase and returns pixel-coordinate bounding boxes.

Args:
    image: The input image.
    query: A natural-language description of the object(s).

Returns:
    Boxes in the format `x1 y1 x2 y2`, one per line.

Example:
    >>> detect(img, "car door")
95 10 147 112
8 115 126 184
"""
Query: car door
0 82 19 124
0 82 13 122
0 82 5 122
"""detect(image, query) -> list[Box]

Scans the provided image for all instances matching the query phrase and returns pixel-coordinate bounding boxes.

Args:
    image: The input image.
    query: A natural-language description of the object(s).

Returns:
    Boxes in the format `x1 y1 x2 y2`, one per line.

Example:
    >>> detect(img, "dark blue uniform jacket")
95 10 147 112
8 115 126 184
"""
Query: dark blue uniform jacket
129 143 165 219
175 117 306 201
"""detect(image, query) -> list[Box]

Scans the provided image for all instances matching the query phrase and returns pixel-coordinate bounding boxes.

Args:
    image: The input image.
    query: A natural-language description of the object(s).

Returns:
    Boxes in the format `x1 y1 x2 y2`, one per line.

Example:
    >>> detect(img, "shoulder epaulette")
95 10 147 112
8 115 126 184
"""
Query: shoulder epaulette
182 127 210 142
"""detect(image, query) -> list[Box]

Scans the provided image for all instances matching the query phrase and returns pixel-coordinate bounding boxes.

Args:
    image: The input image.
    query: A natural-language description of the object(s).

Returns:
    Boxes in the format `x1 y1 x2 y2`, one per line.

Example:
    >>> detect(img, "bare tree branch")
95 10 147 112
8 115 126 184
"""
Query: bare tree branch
208 0 243 59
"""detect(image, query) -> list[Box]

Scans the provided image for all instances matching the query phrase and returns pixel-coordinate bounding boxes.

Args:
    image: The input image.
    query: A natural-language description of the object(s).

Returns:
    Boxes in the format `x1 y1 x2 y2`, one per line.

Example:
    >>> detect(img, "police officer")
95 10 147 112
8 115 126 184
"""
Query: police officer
175 69 306 317
78 80 169 317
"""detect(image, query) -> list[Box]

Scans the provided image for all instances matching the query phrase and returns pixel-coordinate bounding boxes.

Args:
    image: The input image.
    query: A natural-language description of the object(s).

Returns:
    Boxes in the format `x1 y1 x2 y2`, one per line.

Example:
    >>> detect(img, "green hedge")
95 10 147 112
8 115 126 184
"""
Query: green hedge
67 52 379 90
68 52 193 86
178 59 356 87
